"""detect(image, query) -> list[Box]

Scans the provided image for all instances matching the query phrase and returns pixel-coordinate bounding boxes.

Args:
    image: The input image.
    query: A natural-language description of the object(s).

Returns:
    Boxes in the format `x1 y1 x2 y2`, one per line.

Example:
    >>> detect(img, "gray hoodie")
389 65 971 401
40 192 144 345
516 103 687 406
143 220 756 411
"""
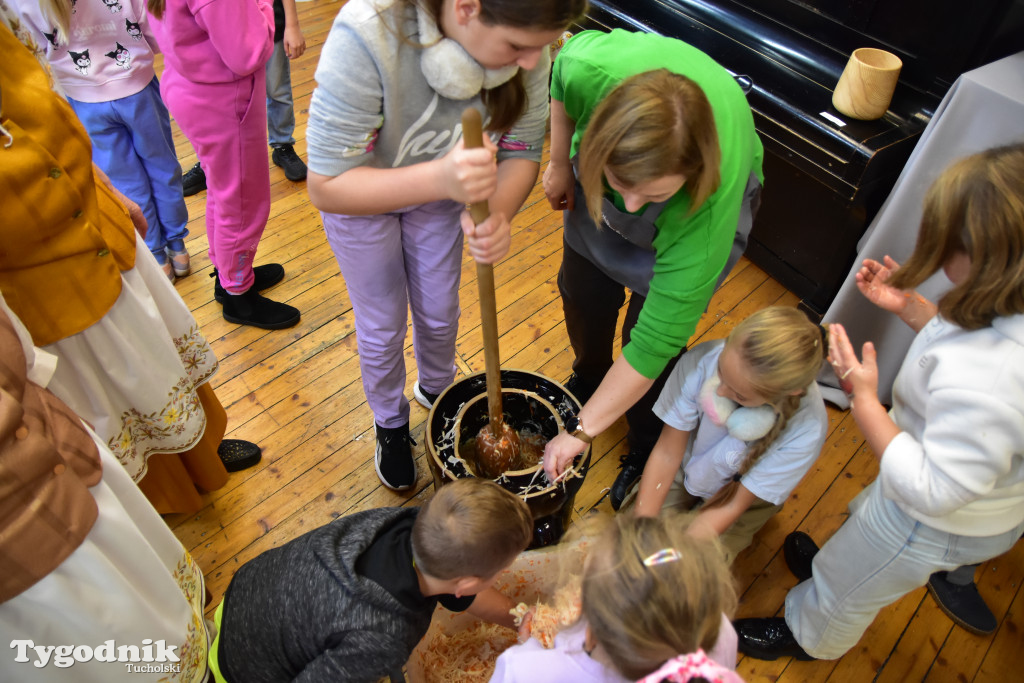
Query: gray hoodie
217 507 432 683
306 0 549 178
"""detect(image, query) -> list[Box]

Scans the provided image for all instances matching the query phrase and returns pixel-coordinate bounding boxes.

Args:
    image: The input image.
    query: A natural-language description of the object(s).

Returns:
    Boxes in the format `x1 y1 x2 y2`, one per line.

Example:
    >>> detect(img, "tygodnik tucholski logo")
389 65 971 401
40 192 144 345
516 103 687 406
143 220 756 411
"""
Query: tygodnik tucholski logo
9 639 181 673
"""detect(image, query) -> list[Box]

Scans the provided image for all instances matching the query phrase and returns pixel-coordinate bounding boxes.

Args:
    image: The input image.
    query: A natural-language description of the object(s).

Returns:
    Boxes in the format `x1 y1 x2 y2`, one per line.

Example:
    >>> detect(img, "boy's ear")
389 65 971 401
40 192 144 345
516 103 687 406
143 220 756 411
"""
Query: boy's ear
451 575 484 597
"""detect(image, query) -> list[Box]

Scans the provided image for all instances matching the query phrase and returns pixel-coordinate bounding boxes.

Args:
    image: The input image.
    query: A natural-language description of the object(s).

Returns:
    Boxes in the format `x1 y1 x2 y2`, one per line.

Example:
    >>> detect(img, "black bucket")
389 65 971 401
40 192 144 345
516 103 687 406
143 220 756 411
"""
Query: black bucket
424 369 589 548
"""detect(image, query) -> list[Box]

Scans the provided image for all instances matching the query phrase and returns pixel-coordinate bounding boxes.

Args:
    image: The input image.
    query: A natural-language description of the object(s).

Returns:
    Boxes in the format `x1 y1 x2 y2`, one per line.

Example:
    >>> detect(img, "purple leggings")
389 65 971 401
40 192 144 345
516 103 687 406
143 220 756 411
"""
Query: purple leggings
322 200 464 427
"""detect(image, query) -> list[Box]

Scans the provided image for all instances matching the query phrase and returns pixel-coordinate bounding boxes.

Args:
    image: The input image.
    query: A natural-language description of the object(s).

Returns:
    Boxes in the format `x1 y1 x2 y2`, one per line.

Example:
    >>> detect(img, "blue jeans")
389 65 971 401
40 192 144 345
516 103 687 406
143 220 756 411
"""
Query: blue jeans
68 77 188 256
786 481 1024 659
265 40 295 147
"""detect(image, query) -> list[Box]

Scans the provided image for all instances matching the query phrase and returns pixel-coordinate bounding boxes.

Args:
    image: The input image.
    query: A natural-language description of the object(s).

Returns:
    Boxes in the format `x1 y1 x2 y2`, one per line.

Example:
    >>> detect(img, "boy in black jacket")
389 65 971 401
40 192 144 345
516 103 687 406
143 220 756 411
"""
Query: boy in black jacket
208 479 533 682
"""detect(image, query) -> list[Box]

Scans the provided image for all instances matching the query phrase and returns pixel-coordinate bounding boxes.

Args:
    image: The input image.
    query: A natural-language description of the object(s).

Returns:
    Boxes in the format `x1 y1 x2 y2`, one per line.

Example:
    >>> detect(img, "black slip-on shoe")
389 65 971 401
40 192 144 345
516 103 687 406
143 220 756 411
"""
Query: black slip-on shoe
734 617 815 661
220 288 300 330
927 571 997 636
784 531 820 582
218 439 262 472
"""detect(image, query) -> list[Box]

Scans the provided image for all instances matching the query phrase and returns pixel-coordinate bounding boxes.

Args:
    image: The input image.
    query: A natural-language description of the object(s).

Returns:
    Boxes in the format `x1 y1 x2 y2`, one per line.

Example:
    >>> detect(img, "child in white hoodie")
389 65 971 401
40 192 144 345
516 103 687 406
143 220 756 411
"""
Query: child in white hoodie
736 142 1024 661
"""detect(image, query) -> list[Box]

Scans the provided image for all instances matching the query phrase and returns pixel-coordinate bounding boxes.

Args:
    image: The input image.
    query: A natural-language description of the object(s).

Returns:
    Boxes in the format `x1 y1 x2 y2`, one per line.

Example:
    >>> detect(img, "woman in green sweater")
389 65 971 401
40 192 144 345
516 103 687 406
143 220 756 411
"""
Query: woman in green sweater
541 30 764 508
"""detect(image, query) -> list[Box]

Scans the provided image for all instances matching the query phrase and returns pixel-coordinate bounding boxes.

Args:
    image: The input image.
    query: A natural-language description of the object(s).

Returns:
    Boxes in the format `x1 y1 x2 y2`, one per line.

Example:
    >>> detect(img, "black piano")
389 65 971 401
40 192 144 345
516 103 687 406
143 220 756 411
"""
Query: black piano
573 0 1024 316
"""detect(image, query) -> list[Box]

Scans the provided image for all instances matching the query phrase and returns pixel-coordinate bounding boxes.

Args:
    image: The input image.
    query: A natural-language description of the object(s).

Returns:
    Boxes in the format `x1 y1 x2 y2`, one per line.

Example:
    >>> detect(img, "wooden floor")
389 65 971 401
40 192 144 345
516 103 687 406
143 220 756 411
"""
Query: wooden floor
161 2 1020 680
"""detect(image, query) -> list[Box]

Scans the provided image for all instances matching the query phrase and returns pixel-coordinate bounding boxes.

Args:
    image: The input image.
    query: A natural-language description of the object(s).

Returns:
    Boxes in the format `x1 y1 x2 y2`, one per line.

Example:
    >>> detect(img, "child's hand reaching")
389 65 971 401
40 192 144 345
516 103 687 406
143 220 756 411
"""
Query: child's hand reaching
827 323 878 402
855 256 907 314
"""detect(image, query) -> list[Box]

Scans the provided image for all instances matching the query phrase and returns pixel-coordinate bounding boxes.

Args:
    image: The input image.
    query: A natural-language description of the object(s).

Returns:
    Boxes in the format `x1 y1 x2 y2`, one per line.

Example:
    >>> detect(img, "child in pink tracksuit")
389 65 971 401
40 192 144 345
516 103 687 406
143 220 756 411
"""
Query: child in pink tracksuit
147 0 300 330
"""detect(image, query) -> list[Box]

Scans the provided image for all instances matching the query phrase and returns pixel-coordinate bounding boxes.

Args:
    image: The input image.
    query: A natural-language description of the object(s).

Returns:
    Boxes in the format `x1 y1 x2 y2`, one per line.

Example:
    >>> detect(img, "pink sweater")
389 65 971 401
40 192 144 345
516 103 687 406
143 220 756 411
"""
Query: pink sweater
147 0 274 84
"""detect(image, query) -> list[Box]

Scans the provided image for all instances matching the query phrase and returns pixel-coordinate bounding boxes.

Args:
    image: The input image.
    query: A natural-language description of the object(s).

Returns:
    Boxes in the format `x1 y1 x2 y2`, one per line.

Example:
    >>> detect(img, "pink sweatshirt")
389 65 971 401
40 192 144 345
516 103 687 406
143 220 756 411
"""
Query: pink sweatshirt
8 0 157 102
147 0 274 84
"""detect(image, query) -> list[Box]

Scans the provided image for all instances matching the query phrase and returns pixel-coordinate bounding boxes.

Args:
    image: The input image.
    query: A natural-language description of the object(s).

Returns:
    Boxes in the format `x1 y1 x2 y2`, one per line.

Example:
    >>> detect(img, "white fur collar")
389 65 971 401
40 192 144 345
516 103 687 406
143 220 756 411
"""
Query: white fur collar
416 4 518 100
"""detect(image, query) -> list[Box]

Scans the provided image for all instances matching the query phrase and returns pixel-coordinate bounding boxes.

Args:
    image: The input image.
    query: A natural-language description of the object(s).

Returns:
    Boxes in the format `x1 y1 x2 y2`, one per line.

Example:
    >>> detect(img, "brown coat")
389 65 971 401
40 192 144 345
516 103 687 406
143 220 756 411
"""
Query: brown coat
0 304 102 603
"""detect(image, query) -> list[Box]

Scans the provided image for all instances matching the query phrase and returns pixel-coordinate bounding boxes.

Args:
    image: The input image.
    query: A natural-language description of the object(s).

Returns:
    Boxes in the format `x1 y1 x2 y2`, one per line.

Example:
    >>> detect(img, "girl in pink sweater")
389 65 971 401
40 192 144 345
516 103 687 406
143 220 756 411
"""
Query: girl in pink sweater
147 0 300 329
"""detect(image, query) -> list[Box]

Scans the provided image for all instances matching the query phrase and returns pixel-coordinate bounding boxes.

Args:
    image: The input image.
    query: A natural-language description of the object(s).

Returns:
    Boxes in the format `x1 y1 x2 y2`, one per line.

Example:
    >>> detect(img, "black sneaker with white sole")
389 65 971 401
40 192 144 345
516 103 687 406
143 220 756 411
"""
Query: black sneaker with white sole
413 383 440 410
374 423 417 490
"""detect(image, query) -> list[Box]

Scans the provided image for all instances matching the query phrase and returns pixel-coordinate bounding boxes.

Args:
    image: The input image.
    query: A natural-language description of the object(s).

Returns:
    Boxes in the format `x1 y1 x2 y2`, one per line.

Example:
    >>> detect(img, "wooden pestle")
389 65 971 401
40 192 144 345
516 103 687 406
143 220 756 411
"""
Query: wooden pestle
461 107 521 478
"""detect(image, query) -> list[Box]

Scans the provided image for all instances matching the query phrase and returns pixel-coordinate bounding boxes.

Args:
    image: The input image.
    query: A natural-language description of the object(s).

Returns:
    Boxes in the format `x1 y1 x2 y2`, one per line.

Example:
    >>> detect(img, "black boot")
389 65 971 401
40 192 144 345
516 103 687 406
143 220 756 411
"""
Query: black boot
211 264 285 303
734 617 815 661
220 287 300 330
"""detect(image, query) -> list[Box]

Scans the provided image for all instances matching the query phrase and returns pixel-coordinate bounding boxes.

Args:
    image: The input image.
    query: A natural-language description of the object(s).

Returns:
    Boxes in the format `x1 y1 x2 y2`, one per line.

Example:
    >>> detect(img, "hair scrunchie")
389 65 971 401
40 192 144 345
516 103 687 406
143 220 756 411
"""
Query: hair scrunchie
634 649 745 683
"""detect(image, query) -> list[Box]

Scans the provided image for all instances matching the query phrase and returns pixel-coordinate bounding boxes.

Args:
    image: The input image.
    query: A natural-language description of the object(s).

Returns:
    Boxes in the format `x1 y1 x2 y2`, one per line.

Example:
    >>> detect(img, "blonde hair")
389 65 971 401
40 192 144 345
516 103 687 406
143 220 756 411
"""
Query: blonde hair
887 142 1024 330
410 0 587 132
37 0 72 38
579 69 721 226
581 513 736 679
411 478 532 579
703 307 824 509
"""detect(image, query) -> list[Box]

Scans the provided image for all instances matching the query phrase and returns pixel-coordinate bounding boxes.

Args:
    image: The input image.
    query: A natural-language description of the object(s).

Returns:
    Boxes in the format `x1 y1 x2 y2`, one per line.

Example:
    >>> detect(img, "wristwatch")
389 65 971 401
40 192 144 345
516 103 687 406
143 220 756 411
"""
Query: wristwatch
564 414 594 444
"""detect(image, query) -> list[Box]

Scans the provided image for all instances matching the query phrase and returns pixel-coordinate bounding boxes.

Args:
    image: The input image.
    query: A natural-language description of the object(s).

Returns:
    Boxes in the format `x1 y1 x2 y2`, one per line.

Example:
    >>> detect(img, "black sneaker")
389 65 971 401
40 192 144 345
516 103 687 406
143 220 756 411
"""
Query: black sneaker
783 531 820 582
609 451 646 511
220 287 300 330
182 162 206 197
413 383 440 410
271 144 307 182
927 571 998 635
211 264 286 303
375 423 417 490
564 373 596 406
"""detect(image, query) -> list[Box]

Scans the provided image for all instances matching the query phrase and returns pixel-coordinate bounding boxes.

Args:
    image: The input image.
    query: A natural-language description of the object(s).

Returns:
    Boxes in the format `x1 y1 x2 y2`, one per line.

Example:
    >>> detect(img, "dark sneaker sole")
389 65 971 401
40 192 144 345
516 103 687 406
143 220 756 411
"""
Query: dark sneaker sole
222 311 300 330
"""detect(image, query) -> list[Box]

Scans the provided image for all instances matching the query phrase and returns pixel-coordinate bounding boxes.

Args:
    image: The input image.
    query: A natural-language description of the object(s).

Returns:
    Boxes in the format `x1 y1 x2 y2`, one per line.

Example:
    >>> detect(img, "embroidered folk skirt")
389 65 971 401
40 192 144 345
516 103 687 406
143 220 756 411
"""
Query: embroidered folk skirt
42 234 227 511
0 427 209 682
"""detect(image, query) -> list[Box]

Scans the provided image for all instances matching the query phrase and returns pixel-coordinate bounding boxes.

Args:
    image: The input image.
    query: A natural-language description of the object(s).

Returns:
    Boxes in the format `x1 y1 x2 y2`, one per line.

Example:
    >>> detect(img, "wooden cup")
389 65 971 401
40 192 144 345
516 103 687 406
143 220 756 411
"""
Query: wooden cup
832 47 903 120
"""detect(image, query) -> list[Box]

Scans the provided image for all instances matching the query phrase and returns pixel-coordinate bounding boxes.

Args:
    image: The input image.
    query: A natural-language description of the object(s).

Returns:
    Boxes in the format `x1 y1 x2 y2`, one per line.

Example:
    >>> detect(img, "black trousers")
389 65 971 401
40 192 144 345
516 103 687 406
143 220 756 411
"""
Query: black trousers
557 239 684 459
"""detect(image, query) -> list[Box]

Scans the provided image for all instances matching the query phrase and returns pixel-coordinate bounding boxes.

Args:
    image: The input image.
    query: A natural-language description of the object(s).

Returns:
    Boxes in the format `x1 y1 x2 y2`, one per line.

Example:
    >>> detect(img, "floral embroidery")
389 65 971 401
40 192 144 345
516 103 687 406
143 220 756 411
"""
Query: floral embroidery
161 552 207 683
341 116 383 157
498 132 532 151
107 325 217 481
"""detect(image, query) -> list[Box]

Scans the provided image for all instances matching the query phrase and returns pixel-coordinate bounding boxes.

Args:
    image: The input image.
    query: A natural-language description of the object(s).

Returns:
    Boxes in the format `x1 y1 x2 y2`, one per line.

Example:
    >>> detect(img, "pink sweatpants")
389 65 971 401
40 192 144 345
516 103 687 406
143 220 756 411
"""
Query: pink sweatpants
161 68 270 293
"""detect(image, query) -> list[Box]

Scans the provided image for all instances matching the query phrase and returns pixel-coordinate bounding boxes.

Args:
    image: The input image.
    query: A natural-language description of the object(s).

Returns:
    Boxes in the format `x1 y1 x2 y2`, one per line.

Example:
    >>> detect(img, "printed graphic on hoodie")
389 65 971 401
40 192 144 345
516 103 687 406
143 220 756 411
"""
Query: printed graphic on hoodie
106 42 131 69
69 49 90 74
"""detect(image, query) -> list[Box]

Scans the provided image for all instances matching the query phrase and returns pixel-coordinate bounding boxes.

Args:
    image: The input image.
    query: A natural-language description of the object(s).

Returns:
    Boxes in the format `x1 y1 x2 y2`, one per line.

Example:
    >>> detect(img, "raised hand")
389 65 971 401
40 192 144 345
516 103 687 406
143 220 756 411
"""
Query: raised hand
855 256 908 314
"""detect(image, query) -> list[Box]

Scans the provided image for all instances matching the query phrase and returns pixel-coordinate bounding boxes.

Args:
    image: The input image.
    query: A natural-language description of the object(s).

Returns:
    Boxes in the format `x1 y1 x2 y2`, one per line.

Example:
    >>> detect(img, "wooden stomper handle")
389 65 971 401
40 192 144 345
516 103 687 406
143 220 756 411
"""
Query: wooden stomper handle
461 108 504 435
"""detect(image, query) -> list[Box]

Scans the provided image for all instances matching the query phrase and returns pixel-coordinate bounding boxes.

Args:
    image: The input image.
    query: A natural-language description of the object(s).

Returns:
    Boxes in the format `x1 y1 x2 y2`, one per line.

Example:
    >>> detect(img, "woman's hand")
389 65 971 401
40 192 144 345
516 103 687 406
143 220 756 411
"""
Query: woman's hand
442 136 498 205
855 256 908 314
828 323 878 400
542 160 575 211
543 432 588 481
460 210 511 263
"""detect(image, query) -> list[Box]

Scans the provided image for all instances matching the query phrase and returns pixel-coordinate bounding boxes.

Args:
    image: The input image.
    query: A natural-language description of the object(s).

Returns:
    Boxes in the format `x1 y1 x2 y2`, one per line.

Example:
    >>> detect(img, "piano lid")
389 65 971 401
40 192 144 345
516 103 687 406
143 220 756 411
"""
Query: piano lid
580 0 1022 200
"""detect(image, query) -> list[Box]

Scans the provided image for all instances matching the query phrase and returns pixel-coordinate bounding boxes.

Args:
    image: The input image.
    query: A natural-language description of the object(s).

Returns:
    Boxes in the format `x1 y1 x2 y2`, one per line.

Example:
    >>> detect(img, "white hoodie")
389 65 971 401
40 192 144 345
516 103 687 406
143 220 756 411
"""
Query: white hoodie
881 313 1024 536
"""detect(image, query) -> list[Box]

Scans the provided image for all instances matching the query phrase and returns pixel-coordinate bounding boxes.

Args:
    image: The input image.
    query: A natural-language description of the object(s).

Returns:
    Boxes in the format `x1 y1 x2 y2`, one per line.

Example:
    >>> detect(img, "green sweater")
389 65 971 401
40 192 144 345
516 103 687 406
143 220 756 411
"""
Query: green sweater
551 30 764 378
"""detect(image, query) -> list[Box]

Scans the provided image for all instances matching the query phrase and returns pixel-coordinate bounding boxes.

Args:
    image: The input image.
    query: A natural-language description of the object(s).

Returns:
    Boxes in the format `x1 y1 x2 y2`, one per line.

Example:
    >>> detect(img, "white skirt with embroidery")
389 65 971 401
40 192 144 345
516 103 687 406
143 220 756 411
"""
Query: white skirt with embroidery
0 428 209 682
42 234 217 482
